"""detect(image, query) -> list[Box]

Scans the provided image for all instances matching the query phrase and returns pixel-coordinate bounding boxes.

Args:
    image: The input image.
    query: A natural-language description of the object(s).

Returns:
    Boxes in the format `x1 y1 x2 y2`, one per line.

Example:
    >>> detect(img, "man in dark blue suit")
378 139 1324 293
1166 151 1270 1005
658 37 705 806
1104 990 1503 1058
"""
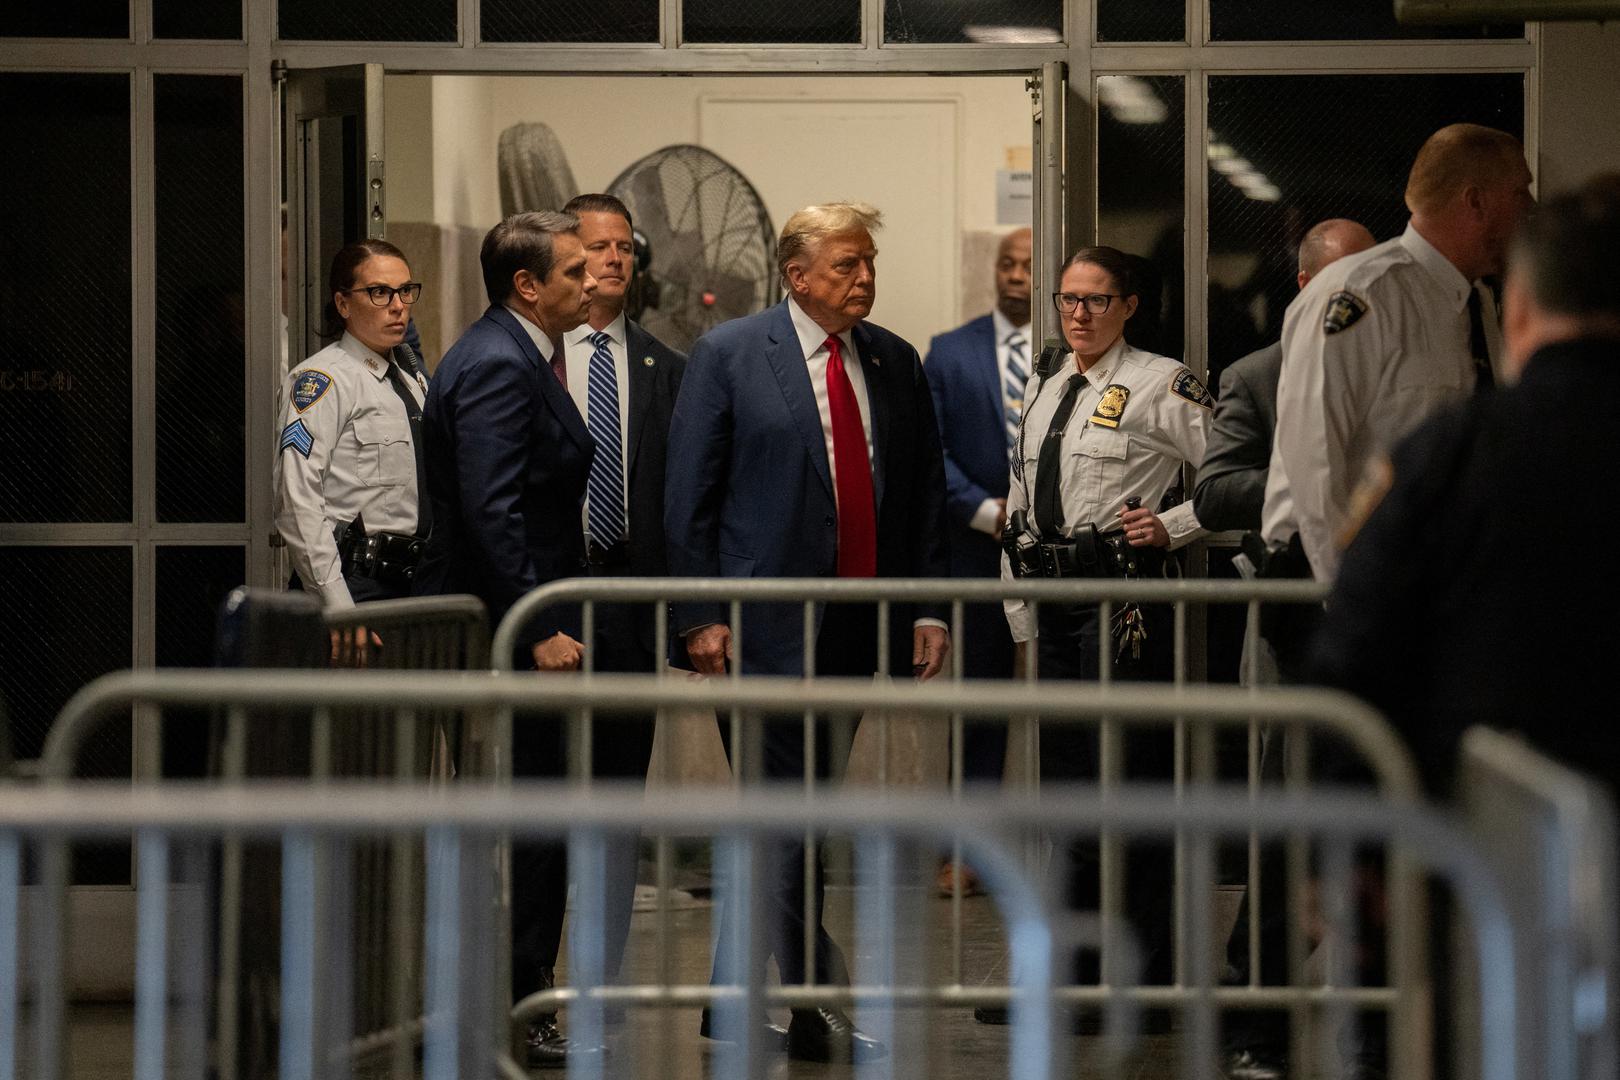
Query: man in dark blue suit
413 210 601 1068
922 226 1031 891
665 201 951 1064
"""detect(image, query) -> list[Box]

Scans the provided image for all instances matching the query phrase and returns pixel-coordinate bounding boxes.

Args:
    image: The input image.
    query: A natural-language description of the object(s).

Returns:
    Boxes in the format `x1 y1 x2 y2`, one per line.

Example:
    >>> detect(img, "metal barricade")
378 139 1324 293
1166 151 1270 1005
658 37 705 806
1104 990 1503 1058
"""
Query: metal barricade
1460 727 1619 1080
2 778 1516 1080
42 669 1439 1078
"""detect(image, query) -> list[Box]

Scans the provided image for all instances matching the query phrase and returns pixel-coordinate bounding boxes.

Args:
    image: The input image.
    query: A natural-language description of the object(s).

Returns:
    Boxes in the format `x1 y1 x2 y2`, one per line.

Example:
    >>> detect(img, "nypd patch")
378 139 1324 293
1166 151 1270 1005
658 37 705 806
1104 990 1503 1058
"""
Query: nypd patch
291 369 332 412
1169 369 1214 408
279 418 314 458
1323 291 1367 335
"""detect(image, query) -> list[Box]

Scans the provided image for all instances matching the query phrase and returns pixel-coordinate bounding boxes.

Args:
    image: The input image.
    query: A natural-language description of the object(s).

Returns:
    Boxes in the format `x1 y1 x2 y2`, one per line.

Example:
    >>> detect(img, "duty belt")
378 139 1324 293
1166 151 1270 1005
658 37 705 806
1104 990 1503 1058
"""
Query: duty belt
338 528 426 588
1024 531 1165 580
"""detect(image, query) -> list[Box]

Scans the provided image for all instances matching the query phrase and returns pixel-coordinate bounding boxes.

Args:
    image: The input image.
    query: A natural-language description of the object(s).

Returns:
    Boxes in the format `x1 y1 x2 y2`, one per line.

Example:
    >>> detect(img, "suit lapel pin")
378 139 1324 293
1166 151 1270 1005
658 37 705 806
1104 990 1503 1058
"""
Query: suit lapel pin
643 355 655 367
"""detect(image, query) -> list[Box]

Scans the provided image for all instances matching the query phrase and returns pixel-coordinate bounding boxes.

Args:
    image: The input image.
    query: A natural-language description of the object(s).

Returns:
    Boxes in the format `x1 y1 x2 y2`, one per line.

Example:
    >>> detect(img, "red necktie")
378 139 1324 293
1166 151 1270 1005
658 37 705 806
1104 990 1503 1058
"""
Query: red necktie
549 337 566 385
824 335 877 578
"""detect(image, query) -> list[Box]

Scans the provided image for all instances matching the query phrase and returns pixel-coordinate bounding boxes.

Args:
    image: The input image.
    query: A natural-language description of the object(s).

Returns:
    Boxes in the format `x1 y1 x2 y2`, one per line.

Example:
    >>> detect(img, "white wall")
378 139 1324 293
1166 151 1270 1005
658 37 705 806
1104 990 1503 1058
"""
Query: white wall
384 73 1031 351
1538 21 1620 196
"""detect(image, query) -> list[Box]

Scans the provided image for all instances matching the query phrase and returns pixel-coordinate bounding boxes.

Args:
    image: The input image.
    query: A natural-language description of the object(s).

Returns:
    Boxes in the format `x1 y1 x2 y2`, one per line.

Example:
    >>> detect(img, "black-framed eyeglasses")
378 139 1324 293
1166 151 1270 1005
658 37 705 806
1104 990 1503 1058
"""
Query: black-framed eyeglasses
1053 292 1120 315
346 282 424 307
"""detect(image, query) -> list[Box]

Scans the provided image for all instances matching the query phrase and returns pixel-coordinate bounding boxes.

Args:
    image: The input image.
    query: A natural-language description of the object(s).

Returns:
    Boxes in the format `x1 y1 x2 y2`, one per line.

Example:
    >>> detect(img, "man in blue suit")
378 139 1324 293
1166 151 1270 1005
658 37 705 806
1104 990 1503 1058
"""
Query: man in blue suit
665 201 951 1064
922 226 1031 891
413 210 602 1068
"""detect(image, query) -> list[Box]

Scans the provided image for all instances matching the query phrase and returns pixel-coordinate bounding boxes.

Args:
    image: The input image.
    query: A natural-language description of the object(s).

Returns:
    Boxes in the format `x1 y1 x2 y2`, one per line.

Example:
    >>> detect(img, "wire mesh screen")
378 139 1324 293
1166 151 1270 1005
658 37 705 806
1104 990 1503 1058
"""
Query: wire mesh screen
482 0 658 41
0 74 133 524
153 0 240 38
683 0 860 42
156 546 246 778
1210 0 1520 39
155 75 247 524
278 0 454 40
1096 75 1186 364
1096 0 1183 42
1205 73 1524 386
0 546 131 775
6 0 127 36
884 0 1060 44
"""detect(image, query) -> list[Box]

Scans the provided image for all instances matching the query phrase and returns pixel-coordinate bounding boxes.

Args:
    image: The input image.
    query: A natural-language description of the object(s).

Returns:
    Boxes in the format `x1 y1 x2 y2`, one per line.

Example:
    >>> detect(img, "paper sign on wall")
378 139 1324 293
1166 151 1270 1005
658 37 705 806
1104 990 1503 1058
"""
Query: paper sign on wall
996 169 1032 225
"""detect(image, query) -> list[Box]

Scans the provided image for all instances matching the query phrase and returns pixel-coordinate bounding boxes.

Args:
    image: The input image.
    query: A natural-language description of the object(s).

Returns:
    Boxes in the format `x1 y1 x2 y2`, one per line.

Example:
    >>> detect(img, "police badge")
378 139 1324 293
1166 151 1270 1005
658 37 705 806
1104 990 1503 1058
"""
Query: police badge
1089 384 1131 428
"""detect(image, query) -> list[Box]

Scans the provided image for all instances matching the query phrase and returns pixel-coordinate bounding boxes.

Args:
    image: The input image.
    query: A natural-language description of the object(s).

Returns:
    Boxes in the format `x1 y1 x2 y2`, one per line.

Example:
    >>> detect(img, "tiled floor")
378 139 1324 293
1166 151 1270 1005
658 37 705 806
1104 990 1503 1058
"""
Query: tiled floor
55 883 1241 1079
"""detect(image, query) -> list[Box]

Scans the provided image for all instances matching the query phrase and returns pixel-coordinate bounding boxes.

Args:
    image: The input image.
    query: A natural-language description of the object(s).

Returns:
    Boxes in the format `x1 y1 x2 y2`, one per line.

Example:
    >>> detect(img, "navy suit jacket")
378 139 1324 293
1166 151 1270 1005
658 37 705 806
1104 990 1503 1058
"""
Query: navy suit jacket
413 305 594 648
664 300 950 676
1192 342 1280 533
923 314 1008 580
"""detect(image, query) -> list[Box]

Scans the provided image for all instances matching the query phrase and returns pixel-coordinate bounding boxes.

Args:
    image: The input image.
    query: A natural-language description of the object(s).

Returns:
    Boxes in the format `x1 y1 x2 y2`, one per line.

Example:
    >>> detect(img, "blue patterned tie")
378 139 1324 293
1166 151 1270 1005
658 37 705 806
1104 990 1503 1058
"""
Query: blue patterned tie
1003 331 1028 452
585 331 625 549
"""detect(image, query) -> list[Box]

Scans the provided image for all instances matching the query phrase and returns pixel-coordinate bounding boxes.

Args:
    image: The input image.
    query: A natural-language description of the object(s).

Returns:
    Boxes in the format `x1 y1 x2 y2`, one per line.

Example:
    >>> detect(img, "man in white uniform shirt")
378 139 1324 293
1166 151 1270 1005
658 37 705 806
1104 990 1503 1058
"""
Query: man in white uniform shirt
1262 123 1533 584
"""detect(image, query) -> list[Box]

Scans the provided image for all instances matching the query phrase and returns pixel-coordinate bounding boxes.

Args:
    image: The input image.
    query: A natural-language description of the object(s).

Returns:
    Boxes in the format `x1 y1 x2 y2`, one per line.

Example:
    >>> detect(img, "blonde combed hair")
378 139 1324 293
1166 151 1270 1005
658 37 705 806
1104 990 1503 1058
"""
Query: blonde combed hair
776 202 883 282
1405 123 1524 216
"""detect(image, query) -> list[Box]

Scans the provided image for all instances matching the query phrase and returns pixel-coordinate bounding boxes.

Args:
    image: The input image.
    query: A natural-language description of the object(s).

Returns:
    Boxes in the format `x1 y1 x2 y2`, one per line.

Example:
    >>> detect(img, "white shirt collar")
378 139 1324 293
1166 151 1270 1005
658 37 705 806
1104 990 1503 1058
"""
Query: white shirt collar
788 297 855 362
1400 220 1474 311
339 331 392 381
565 310 626 349
1073 337 1129 388
505 306 555 362
990 308 1031 347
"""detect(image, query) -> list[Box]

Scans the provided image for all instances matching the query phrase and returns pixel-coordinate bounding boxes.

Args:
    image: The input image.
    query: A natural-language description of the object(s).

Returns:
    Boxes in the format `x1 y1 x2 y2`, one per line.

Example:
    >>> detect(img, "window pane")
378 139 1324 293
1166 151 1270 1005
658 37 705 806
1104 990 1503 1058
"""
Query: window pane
483 0 658 41
1096 0 1182 42
1210 0 1519 40
1097 75 1185 363
156 546 245 777
155 75 246 523
885 0 1060 44
0 74 132 523
683 0 859 43
1205 74 1524 384
153 0 240 38
6 0 127 37
279 0 454 41
0 546 131 769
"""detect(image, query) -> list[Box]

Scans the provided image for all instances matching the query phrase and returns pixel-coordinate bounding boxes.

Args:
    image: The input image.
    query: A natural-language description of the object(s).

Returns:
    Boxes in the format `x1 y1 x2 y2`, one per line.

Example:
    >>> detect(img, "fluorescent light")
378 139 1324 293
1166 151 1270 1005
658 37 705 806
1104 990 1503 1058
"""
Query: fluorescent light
1096 76 1169 125
963 24 1062 43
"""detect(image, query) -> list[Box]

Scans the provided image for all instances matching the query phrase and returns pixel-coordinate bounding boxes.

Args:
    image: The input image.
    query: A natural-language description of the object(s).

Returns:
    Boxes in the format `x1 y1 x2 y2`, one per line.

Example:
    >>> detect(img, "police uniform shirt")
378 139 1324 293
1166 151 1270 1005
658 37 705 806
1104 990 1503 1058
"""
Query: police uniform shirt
273 331 426 610
563 313 632 538
1002 338 1212 642
1261 221 1493 583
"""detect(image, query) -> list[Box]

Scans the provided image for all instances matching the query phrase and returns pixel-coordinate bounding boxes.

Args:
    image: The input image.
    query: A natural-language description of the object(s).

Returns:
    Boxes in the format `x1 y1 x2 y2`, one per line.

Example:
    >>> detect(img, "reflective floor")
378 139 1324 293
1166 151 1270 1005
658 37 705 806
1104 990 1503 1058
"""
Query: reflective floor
60 883 1243 1079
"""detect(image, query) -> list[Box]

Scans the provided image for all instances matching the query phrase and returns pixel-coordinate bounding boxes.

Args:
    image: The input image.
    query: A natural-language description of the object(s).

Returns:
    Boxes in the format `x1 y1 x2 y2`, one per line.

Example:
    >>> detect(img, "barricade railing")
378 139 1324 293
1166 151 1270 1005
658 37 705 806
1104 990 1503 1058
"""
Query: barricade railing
2 780 1515 1080
325 594 490 672
1460 727 1618 1080
43 669 1431 1077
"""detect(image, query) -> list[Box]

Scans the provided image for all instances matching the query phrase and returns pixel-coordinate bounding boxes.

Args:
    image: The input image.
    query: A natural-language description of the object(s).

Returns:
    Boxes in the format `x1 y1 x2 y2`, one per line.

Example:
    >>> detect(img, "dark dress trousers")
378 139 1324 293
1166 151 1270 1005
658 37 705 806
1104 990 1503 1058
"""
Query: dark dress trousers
665 299 950 988
924 314 1015 783
412 304 596 1000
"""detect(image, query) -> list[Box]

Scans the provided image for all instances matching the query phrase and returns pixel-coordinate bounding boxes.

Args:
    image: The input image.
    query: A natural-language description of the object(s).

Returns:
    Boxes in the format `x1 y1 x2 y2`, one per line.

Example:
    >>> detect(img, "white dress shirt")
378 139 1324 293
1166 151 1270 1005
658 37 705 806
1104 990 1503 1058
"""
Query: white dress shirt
968 309 1033 536
1001 338 1210 643
787 298 944 635
273 332 426 609
564 312 632 537
1261 221 1489 582
505 305 558 367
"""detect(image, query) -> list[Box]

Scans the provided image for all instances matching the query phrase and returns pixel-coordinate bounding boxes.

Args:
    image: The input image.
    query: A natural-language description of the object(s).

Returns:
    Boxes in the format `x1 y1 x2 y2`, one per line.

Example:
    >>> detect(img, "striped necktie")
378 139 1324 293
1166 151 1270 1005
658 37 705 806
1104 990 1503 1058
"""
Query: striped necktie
585 331 625 549
1004 331 1029 452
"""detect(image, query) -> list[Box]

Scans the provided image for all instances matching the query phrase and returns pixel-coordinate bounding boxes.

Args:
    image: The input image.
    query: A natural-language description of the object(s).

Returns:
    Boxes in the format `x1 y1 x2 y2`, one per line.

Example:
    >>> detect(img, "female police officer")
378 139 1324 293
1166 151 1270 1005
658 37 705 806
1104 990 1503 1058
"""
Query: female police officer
993 244 1209 1011
273 239 430 609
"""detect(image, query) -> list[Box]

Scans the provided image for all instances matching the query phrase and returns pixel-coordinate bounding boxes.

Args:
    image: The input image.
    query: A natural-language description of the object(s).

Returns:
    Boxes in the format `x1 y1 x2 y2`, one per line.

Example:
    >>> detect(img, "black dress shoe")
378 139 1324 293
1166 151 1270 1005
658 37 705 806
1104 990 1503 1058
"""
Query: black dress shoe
524 1017 607 1070
973 1006 1009 1025
786 1007 887 1063
698 1008 789 1052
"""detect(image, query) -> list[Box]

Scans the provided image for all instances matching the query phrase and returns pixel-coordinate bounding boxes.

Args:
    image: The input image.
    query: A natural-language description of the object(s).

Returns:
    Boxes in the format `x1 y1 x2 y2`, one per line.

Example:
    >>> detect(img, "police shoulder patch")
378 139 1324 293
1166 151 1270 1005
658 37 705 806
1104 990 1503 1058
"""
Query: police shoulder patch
1168 368 1214 408
1322 291 1368 335
291 369 332 412
279 418 314 458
